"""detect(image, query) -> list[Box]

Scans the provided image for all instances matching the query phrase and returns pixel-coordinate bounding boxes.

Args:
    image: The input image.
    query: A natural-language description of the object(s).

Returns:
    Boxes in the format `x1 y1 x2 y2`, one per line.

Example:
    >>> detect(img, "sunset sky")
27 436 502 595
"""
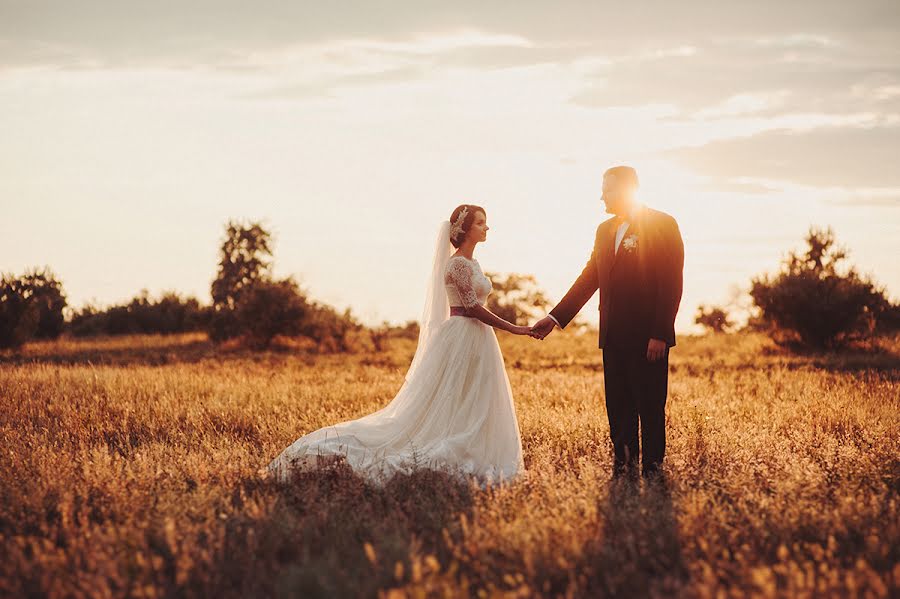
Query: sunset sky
2 1 899 333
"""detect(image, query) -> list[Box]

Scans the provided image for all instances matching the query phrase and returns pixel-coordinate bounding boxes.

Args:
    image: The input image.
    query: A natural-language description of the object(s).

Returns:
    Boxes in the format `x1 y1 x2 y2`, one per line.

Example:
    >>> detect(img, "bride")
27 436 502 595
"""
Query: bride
267 204 535 487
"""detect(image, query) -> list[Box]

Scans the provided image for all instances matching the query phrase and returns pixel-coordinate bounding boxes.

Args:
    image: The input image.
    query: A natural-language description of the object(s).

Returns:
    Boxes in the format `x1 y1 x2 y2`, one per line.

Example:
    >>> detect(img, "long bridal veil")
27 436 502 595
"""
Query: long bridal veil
404 220 453 382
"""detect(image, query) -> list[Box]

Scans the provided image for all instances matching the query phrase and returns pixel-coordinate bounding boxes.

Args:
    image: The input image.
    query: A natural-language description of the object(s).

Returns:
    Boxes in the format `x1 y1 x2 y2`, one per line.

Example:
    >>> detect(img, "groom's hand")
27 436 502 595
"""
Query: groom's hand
530 316 557 340
646 338 667 361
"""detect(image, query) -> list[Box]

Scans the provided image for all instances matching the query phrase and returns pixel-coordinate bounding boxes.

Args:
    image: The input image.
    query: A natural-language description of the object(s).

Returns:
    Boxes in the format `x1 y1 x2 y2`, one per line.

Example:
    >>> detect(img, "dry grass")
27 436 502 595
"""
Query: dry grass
1 330 898 598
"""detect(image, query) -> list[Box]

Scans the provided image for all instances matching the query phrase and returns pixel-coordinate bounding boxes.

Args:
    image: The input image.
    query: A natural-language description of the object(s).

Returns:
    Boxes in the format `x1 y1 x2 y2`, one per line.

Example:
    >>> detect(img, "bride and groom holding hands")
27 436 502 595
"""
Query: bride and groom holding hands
267 165 684 487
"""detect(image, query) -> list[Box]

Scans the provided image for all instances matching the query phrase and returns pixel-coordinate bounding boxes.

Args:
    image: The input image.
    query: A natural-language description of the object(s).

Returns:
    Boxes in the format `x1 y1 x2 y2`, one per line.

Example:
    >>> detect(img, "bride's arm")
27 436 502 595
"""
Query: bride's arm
461 304 531 335
446 258 531 335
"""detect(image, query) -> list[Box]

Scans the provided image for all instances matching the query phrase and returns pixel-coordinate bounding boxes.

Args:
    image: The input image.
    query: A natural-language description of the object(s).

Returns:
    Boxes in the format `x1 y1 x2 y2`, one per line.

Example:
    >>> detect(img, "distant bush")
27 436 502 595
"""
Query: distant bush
694 304 733 333
876 302 900 333
234 277 308 350
484 272 552 326
0 267 67 349
299 301 364 353
68 290 210 337
393 320 421 340
750 226 892 349
207 219 363 352
369 320 420 351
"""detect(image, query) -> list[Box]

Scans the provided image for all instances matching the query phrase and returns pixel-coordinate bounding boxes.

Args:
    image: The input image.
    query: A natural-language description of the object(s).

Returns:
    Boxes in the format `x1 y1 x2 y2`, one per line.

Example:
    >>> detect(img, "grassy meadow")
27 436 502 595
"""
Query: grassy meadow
1 329 898 598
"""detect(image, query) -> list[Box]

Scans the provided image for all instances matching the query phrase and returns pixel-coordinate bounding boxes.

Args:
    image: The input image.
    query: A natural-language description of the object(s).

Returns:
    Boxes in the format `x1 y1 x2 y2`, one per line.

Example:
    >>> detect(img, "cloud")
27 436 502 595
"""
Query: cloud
240 66 426 100
2 0 898 71
666 125 900 188
3 1 899 180
570 32 900 119
825 191 900 207
693 178 782 195
2 0 898 125
229 30 551 100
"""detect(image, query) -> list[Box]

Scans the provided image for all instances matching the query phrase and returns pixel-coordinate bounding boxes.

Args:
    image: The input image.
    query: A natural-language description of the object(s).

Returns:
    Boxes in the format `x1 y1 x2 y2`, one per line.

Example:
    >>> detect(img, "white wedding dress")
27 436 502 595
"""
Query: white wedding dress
267 223 525 488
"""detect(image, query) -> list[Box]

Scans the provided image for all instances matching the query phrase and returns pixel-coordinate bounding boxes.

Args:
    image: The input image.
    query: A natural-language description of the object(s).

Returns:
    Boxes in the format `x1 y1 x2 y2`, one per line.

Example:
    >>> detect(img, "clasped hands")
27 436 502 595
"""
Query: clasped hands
524 316 668 361
507 317 554 339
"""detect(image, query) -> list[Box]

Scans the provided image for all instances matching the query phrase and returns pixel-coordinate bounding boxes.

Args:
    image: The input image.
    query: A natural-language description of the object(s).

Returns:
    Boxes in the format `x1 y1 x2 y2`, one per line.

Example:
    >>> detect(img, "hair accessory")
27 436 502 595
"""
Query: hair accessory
449 206 469 243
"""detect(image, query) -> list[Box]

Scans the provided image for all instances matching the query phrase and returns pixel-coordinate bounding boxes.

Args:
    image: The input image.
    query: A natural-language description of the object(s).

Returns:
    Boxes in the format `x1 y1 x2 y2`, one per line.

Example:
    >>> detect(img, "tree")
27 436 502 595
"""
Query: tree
749 226 891 349
26 267 67 339
234 277 309 350
299 303 362 353
694 304 733 333
484 272 552 326
0 267 67 349
209 220 274 341
206 219 362 351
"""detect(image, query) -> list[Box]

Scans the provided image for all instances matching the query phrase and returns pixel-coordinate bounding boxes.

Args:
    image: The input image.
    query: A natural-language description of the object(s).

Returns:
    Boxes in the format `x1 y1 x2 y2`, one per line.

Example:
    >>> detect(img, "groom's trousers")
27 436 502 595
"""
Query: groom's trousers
601 343 670 475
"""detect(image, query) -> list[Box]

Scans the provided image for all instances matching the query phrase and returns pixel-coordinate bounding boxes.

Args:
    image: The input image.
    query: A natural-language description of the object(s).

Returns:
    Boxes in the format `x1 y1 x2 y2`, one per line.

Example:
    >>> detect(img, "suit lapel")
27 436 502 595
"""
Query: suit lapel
610 222 624 270
599 220 617 284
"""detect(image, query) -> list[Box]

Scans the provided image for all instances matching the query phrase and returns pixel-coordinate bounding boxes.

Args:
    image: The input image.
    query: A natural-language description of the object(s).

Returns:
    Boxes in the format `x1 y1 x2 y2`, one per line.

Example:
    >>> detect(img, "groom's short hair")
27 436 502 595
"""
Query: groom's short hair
604 165 639 188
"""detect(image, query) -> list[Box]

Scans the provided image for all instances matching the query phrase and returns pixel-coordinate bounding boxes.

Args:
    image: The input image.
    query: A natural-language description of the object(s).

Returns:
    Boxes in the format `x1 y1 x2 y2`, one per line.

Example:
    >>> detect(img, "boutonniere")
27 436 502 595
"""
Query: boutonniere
621 233 639 252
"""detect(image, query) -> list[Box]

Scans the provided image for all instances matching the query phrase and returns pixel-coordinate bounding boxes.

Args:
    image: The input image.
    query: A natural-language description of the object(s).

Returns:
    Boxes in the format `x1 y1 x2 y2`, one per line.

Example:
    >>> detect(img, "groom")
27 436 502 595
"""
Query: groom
531 165 684 481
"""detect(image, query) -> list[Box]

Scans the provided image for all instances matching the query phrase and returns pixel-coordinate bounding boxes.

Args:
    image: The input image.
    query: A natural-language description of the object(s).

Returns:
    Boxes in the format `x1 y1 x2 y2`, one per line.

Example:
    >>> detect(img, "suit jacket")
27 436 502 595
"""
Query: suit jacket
549 205 684 349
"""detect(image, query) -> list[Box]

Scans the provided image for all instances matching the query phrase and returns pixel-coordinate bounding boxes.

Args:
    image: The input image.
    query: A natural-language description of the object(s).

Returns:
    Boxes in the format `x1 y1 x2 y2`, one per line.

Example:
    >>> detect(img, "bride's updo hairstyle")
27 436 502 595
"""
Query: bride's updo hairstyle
449 204 486 248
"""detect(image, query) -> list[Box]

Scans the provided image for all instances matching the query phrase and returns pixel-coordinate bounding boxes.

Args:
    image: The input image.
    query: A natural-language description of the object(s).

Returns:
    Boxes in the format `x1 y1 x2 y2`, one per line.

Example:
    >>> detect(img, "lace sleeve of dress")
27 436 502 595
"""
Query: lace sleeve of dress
445 258 480 309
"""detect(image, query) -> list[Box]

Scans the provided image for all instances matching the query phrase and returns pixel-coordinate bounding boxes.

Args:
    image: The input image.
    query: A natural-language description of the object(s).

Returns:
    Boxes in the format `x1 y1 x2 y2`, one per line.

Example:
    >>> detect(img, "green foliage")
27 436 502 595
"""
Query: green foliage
750 226 892 348
0 267 67 349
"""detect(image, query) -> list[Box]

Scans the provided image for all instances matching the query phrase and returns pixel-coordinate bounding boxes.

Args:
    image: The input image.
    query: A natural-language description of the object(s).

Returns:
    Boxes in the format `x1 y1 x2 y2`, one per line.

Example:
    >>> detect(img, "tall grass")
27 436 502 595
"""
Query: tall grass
1 331 897 597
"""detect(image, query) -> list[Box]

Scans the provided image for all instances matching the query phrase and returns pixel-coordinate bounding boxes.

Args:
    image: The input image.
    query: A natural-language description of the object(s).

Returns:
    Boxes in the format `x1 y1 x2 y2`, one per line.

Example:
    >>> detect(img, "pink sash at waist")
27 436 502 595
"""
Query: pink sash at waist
450 306 468 316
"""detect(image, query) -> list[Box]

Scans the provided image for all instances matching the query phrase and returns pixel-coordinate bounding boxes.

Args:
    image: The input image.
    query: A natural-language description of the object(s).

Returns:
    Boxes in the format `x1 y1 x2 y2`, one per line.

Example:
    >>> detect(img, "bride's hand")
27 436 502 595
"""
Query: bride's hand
510 325 533 336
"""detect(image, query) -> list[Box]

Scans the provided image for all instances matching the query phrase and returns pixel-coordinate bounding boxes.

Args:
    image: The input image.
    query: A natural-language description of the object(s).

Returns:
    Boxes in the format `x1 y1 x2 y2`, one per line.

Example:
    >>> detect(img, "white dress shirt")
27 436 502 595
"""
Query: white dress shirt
548 203 642 329
614 218 630 255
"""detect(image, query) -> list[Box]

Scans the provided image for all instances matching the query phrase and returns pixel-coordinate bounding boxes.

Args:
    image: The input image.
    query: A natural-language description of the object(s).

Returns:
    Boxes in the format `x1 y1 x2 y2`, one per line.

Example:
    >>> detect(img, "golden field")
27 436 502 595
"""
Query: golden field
1 330 898 598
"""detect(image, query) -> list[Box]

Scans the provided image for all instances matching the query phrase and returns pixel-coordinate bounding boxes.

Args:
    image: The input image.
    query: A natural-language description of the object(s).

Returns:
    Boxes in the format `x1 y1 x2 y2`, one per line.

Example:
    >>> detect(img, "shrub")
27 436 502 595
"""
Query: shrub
367 320 421 351
234 277 308 350
68 290 210 337
749 226 891 348
206 219 363 351
0 267 67 349
299 302 363 353
876 302 900 333
694 304 733 333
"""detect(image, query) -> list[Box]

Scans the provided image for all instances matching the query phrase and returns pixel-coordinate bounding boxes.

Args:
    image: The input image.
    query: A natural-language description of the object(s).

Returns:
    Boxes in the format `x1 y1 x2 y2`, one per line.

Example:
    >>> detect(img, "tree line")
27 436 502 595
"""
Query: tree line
0 220 552 352
2 223 897 352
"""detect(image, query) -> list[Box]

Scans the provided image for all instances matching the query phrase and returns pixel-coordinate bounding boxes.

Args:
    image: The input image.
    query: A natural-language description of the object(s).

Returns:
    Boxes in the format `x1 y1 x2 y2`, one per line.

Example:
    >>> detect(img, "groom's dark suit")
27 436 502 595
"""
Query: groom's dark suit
549 204 684 475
